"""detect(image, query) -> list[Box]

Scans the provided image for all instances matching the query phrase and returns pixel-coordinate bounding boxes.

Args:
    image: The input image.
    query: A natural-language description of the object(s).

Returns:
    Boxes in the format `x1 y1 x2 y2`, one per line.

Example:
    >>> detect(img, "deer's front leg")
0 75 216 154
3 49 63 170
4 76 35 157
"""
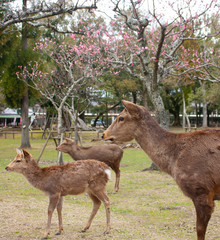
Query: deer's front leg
42 193 60 239
193 195 214 240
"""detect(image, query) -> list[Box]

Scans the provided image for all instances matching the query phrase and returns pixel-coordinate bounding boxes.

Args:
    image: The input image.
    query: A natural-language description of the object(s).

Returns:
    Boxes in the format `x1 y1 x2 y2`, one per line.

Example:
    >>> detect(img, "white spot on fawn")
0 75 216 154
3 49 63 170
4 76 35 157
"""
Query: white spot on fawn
105 169 111 180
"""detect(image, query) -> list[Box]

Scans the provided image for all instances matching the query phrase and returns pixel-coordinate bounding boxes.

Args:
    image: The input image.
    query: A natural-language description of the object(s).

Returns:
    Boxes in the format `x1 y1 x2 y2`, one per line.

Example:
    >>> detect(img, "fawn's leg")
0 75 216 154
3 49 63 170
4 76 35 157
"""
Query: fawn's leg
193 195 214 240
42 193 60 239
55 196 64 235
93 189 110 234
81 192 101 232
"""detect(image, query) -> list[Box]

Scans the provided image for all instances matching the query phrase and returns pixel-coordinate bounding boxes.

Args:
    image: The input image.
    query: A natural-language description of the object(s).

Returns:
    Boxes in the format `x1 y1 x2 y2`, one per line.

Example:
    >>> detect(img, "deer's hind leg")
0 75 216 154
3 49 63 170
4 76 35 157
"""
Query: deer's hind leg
115 168 120 193
92 189 110 234
55 196 64 236
81 192 101 232
112 166 120 193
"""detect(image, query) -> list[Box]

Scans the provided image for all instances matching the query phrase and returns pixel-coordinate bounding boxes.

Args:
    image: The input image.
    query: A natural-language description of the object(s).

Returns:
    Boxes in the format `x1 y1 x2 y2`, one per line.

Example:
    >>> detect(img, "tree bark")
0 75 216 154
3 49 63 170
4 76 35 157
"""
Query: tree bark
146 83 168 130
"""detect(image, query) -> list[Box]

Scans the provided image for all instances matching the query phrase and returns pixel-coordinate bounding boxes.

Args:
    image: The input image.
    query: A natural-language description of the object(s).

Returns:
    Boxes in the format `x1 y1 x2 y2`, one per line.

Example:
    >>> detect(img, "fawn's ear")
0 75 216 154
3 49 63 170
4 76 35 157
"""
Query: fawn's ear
66 138 74 144
16 148 23 155
122 100 142 119
22 149 32 159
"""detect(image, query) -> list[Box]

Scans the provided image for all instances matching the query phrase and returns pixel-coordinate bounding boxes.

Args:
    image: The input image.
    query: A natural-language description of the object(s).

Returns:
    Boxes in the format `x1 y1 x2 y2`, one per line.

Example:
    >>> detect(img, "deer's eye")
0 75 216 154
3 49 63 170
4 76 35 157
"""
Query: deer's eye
16 160 21 163
119 116 124 122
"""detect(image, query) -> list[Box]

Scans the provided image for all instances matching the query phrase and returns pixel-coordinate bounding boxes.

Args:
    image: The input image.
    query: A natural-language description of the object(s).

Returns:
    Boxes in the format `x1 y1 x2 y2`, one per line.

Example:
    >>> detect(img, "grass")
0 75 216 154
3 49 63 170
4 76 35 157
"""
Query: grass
1 132 220 239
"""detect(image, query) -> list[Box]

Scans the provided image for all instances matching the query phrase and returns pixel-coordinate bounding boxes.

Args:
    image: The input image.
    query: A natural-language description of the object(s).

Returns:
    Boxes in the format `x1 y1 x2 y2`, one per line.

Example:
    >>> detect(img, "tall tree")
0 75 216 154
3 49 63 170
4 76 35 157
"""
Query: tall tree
104 0 219 128
1 0 99 147
20 0 31 148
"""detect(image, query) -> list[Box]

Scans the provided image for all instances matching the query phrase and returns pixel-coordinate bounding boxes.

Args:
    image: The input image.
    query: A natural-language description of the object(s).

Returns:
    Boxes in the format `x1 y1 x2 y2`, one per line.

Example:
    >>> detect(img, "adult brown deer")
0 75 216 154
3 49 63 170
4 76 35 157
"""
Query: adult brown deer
102 100 220 240
56 138 123 193
5 149 111 239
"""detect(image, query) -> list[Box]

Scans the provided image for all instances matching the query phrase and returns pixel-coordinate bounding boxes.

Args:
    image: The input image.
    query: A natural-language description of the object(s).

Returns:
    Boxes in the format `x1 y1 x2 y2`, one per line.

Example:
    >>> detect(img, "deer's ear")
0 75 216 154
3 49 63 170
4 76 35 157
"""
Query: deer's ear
66 138 74 144
16 148 23 155
122 100 142 119
22 149 31 159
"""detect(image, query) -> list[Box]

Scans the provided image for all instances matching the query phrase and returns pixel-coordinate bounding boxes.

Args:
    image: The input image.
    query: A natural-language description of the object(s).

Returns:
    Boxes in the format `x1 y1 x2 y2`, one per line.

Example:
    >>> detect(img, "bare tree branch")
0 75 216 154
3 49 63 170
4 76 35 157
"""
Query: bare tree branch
0 0 98 32
153 25 166 89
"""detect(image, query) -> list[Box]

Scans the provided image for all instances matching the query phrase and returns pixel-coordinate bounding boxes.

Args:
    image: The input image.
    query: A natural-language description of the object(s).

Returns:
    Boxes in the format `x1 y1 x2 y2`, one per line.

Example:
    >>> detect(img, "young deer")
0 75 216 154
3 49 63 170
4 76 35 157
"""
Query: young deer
5 149 111 239
102 100 220 240
56 138 123 193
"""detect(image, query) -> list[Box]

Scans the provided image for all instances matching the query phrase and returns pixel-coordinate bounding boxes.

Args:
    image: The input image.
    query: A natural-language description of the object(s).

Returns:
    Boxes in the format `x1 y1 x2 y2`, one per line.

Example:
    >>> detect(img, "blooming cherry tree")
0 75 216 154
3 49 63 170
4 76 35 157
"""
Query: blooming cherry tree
17 32 107 163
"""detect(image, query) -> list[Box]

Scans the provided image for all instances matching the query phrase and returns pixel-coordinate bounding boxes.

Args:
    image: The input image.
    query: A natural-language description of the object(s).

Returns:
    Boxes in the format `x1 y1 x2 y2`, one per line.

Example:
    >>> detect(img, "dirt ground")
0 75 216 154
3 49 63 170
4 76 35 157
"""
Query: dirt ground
2 168 220 240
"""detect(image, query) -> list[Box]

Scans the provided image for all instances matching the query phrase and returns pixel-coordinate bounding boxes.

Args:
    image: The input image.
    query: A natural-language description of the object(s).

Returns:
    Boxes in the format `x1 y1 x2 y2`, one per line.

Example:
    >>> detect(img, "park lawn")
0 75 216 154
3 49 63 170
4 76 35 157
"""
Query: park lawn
0 133 220 240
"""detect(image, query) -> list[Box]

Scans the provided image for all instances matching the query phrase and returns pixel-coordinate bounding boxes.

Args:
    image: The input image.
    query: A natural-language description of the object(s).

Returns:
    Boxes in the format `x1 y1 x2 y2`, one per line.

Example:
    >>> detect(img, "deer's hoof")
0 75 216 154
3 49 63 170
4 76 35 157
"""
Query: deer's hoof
104 231 110 235
55 232 61 235
80 229 86 233
41 232 50 239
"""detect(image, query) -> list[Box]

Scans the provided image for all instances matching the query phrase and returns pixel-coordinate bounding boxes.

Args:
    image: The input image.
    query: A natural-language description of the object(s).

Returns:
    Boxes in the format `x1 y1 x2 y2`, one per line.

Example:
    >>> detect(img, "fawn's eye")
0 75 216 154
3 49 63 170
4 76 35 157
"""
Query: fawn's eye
16 160 21 163
119 116 124 122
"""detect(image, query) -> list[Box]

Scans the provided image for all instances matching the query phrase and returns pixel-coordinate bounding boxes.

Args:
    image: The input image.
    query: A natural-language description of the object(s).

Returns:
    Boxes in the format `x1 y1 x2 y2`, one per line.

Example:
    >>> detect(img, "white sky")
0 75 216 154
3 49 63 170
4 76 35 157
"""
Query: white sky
7 0 218 26
96 0 219 22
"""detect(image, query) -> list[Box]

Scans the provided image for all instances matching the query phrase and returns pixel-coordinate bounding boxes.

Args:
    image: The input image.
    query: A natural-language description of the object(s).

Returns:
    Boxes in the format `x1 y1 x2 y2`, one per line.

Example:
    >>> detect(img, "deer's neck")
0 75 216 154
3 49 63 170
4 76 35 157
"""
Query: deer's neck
23 161 44 189
135 111 177 175
68 147 83 160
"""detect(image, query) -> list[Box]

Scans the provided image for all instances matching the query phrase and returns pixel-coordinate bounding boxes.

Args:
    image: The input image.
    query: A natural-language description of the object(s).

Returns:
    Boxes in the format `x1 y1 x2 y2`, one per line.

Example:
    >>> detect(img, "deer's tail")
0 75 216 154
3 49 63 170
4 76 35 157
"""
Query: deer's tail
105 169 111 181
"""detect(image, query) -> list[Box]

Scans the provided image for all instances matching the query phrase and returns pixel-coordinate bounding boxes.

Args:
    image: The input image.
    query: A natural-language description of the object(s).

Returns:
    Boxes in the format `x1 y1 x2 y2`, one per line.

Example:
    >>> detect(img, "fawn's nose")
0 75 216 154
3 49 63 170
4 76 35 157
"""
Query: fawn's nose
101 134 104 139
5 166 9 171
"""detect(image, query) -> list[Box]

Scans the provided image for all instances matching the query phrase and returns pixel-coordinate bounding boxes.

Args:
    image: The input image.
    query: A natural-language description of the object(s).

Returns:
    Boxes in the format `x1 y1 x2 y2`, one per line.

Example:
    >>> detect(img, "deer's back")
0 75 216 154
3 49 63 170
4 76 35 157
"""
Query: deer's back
41 160 109 196
77 144 123 162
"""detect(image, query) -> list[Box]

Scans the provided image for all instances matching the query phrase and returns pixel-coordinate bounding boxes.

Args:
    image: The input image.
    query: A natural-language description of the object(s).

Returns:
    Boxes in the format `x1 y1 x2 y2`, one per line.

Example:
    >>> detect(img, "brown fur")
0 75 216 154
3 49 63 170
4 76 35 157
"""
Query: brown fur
102 100 220 240
56 138 123 192
5 149 111 239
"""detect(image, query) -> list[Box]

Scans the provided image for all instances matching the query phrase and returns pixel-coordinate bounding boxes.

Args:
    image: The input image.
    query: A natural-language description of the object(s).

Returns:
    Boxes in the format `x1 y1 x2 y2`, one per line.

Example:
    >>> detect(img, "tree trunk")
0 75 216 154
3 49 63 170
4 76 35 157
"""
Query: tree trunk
74 109 80 144
141 81 148 108
200 81 208 128
203 101 208 128
182 92 186 129
146 85 168 130
57 107 64 165
20 0 31 148
195 103 198 126
172 112 181 126
182 90 191 131
20 91 31 148
132 91 137 104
